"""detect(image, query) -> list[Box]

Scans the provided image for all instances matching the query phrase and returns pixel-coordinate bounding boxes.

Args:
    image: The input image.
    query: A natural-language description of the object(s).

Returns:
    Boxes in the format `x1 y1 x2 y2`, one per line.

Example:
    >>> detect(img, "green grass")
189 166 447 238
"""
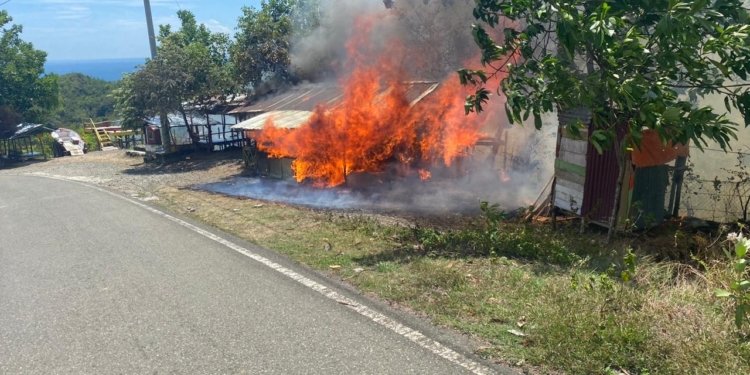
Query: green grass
157 188 750 374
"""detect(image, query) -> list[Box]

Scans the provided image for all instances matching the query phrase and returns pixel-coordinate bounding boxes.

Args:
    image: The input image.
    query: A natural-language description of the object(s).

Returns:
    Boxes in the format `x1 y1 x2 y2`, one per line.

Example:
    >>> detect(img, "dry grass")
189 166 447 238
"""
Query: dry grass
151 186 750 374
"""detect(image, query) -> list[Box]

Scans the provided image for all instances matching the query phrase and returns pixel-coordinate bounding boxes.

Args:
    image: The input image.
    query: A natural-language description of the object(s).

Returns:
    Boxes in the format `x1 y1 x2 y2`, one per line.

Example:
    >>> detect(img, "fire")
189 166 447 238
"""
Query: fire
418 169 432 181
257 16 508 187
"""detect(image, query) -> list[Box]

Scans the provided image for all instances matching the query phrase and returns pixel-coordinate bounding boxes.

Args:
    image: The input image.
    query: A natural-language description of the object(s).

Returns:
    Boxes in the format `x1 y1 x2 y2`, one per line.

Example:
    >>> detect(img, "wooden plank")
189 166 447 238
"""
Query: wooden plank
555 159 586 177
555 184 584 215
555 169 586 186
560 138 588 155
559 149 587 167
556 178 584 194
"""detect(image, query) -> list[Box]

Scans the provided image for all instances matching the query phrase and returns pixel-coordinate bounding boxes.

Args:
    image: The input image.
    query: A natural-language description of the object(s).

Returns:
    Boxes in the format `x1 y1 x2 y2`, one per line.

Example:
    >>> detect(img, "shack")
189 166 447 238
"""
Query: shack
230 82 440 179
553 109 689 229
0 123 56 164
144 111 243 155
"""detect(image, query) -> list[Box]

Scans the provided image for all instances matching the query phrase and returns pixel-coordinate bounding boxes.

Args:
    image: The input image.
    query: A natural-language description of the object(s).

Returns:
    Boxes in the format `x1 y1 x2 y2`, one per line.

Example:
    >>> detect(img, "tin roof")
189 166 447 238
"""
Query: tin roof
1 123 56 140
228 81 439 115
232 111 314 131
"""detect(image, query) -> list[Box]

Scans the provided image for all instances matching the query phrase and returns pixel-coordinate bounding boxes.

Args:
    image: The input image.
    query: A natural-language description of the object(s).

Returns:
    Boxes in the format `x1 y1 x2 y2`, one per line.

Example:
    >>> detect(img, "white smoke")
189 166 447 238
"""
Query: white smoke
221 0 560 212
291 0 479 80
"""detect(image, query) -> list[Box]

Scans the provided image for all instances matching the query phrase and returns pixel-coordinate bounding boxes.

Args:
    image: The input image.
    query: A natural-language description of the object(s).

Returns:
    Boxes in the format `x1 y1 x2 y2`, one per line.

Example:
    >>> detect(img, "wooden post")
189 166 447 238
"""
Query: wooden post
669 156 688 217
37 134 47 160
207 113 213 152
607 137 627 243
551 124 564 231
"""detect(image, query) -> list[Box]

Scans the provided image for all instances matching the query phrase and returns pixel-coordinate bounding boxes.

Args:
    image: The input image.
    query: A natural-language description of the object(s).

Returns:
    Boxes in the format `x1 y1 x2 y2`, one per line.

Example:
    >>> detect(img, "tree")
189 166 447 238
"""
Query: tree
0 10 58 135
461 0 750 238
113 10 234 146
231 0 319 93
48 73 115 126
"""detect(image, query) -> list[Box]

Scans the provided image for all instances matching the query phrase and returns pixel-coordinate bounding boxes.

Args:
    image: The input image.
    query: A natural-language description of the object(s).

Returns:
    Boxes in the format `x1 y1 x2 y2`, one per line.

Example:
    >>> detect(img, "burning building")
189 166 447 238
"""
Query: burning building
229 80 478 184
228 4 521 188
201 1 557 214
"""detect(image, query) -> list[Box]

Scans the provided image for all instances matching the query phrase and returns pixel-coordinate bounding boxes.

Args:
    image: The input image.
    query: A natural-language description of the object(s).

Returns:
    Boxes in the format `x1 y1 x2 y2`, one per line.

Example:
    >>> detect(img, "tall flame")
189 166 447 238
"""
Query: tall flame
257 16 507 187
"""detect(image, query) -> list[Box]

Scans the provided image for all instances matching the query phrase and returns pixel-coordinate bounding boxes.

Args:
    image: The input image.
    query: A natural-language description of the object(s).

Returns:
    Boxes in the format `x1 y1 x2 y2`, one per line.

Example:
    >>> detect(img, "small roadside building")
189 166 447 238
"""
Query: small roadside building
229 82 441 179
143 111 243 155
553 109 689 229
0 123 56 164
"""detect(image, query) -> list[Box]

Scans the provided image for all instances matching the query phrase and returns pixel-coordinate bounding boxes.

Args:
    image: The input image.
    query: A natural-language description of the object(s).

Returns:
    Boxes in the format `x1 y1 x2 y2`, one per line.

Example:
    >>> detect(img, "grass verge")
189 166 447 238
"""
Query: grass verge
155 186 750 374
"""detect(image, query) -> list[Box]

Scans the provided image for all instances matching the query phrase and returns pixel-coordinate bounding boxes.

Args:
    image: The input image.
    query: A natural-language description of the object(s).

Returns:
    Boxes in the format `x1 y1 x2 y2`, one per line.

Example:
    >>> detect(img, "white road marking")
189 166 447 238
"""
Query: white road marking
26 173 497 375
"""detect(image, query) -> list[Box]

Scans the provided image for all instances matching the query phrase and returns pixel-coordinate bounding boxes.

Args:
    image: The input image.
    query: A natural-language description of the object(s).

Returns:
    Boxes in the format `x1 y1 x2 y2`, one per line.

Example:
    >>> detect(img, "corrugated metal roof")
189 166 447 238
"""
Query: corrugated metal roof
231 111 314 131
2 123 56 140
146 113 222 127
228 81 439 115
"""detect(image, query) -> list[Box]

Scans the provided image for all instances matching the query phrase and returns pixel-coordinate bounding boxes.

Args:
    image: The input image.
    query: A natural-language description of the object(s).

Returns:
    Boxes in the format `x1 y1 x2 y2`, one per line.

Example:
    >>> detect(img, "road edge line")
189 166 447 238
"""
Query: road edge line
28 173 497 375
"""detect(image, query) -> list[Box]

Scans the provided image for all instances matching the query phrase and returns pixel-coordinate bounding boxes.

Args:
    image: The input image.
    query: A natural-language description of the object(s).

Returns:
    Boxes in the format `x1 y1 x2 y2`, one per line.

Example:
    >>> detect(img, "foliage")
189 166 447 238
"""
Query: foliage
0 10 58 134
231 0 319 93
461 0 750 154
716 230 750 331
413 202 580 265
47 73 115 126
113 10 234 134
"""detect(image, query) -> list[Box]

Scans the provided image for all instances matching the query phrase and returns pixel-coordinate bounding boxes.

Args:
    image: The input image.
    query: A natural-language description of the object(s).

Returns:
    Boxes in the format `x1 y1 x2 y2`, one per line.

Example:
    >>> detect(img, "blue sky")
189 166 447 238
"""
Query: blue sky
1 0 262 60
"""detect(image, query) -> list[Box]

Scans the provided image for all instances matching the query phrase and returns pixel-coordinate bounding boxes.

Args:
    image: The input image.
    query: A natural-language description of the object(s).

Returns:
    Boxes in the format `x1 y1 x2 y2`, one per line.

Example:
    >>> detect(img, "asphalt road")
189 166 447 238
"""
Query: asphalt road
0 175 487 374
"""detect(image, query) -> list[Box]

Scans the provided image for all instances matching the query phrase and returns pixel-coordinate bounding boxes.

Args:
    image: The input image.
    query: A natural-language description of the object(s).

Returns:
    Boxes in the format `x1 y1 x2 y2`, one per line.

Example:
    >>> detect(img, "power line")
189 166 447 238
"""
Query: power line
694 147 750 156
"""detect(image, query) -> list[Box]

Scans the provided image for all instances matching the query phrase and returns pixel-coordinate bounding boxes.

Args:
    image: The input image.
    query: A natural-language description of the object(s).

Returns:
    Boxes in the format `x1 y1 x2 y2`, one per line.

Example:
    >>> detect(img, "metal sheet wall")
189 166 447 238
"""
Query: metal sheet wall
581 137 620 224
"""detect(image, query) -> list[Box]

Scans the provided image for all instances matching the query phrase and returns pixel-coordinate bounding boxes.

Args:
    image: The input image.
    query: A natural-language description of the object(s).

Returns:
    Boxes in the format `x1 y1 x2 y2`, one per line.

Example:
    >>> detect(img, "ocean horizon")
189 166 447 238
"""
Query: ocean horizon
45 57 147 82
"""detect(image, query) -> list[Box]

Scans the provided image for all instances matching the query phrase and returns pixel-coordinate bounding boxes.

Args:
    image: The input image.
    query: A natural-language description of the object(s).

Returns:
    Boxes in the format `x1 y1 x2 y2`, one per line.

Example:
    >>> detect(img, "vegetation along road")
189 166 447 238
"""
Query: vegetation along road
0 174 509 374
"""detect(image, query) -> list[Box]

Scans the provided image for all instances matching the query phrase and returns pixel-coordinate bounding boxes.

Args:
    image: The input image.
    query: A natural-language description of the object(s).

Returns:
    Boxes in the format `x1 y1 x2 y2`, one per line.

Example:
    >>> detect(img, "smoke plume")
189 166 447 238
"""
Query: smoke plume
291 0 479 81
213 0 559 213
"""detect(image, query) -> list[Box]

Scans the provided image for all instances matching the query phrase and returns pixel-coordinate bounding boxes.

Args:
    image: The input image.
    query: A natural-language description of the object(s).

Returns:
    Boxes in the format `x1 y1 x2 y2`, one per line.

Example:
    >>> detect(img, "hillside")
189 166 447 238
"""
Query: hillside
49 73 115 127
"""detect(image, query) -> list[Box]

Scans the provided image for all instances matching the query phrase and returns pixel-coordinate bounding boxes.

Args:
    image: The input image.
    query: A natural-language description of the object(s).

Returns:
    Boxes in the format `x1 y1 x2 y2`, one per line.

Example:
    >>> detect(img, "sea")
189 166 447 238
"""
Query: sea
45 57 147 82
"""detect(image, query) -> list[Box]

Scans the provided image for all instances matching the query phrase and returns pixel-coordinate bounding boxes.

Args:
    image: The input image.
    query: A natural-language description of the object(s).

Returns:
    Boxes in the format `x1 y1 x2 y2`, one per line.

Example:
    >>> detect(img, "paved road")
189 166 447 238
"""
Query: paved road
0 176 487 374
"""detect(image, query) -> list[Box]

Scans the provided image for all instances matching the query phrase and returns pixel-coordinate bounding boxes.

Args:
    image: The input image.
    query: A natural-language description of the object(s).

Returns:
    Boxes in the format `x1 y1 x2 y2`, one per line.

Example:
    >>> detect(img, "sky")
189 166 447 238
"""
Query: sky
1 0 262 60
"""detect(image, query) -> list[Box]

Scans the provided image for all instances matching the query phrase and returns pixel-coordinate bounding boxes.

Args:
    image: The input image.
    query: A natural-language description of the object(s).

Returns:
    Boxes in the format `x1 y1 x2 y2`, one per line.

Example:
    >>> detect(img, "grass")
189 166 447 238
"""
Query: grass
155 186 750 374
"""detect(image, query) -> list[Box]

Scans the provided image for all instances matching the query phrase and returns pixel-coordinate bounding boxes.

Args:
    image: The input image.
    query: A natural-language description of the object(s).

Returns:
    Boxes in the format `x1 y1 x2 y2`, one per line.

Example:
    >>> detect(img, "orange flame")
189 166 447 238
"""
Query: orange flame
418 169 432 181
257 16 509 187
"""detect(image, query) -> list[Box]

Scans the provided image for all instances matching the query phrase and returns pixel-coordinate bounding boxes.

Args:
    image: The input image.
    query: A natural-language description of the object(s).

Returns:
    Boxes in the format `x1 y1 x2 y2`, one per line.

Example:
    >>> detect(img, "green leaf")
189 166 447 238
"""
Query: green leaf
735 258 747 273
715 289 732 298
505 104 515 124
725 96 732 113
736 239 749 258
663 107 682 123
534 113 543 130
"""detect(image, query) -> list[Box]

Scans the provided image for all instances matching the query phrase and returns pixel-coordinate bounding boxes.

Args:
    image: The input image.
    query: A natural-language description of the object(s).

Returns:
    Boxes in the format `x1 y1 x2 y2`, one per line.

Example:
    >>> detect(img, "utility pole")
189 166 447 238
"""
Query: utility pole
143 0 157 59
143 0 171 153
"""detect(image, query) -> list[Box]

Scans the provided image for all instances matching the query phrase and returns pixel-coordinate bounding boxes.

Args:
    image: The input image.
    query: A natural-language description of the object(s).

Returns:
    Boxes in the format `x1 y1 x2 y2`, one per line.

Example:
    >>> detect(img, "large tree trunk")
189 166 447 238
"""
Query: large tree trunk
159 111 171 152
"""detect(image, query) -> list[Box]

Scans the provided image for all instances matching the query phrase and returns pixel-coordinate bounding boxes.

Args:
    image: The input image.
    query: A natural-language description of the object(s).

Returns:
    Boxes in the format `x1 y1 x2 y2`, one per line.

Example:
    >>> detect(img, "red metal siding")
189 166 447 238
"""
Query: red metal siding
581 132 620 223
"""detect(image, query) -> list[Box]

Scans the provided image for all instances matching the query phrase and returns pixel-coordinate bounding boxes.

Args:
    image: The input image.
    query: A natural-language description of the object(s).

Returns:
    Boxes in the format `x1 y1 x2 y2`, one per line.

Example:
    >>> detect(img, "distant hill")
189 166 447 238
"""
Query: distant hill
48 73 116 127
45 58 145 82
